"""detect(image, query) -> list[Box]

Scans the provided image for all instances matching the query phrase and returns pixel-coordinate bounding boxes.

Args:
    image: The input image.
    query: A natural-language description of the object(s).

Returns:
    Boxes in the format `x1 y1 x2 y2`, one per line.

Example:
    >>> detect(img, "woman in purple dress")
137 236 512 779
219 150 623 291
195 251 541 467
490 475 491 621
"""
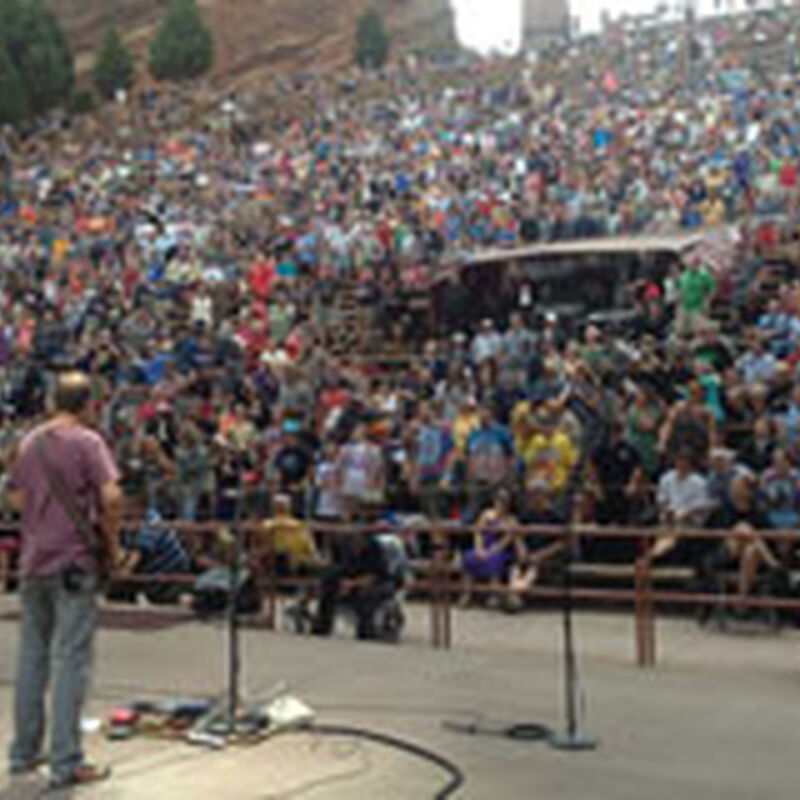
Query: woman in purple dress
458 489 517 608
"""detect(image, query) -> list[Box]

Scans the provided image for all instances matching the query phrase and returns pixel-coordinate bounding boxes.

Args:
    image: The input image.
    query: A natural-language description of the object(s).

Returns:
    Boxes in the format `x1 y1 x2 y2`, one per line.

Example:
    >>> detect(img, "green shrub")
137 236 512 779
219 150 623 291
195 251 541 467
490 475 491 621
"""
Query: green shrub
149 0 214 82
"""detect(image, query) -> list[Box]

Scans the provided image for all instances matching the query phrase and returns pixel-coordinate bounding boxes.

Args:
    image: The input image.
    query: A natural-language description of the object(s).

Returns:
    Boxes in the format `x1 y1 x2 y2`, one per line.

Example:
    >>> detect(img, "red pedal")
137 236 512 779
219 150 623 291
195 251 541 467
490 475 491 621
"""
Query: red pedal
111 708 138 726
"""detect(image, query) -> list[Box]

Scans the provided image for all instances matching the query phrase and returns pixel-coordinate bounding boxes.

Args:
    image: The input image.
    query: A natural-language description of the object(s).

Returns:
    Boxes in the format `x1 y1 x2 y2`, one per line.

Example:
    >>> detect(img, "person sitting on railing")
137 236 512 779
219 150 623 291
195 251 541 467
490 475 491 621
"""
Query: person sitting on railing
258 494 321 574
649 450 714 566
257 494 322 621
458 489 518 609
505 482 568 612
703 475 783 619
759 447 800 567
111 510 193 605
310 516 396 641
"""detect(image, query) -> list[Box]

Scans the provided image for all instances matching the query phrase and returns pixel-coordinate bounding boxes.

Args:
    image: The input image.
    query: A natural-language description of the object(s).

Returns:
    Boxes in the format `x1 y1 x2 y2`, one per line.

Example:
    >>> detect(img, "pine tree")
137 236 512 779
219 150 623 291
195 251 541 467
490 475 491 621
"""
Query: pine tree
17 0 74 114
355 7 390 71
0 46 29 125
93 27 134 99
0 0 74 117
148 0 214 82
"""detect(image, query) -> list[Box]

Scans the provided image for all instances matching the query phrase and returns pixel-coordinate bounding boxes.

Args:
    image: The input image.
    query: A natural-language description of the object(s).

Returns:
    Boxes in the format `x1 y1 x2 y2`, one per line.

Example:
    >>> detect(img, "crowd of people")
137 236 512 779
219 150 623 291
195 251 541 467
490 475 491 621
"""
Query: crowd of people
2 4 800 614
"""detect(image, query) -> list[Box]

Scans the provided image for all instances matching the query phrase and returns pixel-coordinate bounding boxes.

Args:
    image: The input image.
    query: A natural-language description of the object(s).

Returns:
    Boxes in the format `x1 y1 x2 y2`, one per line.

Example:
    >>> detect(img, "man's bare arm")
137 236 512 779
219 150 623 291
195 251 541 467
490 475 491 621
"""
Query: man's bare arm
3 440 22 513
0 440 25 514
4 487 22 514
98 480 124 570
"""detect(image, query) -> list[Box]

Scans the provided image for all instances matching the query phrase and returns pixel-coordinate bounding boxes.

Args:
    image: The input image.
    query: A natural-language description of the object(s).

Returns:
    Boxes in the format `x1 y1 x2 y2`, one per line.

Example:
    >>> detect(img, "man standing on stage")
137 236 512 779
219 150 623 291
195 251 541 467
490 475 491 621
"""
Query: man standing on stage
5 372 122 789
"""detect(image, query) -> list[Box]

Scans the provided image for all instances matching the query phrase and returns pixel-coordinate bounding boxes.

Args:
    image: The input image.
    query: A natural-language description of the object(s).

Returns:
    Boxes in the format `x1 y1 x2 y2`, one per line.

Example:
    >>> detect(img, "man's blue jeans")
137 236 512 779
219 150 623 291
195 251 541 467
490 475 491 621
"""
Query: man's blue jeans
8 572 97 780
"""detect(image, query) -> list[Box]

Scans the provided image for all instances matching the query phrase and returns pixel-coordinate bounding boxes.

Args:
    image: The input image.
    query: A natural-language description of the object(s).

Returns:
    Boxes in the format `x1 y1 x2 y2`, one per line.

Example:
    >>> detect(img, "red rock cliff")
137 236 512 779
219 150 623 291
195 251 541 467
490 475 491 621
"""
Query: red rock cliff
49 0 456 81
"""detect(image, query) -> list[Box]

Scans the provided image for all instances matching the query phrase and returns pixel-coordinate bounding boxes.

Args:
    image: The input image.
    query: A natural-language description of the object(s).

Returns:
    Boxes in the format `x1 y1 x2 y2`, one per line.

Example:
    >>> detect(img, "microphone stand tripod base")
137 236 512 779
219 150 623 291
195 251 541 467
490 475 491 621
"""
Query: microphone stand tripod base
549 731 598 752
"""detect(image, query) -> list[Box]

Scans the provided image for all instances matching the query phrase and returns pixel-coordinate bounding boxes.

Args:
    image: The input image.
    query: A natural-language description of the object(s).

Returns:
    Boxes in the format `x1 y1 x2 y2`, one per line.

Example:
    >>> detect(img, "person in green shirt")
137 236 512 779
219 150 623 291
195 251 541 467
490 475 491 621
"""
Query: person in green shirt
626 383 664 478
675 259 716 339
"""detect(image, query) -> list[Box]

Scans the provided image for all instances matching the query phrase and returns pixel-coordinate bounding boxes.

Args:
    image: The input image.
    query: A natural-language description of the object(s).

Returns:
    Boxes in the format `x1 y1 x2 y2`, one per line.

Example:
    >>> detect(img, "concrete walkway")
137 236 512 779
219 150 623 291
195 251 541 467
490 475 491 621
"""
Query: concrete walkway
0 599 797 799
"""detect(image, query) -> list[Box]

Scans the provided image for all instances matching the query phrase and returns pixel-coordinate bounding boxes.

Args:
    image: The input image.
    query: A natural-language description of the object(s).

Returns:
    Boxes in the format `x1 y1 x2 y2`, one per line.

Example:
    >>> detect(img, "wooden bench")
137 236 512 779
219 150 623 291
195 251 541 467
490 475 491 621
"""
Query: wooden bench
568 562 694 589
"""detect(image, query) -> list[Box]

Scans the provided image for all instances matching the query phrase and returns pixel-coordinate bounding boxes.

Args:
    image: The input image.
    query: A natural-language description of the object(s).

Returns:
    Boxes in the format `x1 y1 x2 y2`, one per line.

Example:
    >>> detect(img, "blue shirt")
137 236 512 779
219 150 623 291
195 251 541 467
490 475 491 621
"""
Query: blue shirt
143 353 170 386
415 424 453 483
122 521 191 576
466 425 514 483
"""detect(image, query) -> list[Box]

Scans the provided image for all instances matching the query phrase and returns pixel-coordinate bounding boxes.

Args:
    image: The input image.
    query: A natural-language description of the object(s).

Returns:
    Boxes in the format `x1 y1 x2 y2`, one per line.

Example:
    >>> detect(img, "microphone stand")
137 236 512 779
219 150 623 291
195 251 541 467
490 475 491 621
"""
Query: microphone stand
192 448 252 742
443 392 599 750
549 419 597 751
225 448 245 733
443 445 598 748
187 449 314 748
549 519 597 751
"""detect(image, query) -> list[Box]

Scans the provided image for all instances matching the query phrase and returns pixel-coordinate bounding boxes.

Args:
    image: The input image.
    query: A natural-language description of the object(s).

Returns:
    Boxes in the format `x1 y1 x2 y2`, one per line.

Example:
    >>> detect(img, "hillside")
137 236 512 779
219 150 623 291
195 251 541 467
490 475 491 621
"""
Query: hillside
49 0 457 82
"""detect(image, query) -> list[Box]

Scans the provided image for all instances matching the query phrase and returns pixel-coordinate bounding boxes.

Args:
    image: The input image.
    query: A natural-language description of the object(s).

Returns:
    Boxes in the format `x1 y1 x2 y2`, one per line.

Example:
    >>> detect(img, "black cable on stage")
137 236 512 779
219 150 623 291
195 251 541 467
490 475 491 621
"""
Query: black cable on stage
307 724 465 800
442 718 552 742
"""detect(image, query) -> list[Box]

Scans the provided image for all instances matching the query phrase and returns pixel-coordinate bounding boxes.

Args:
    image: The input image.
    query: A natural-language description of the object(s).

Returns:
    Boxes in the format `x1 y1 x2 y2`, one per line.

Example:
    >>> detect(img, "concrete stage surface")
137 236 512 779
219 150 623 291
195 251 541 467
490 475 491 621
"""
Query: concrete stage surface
0 598 798 799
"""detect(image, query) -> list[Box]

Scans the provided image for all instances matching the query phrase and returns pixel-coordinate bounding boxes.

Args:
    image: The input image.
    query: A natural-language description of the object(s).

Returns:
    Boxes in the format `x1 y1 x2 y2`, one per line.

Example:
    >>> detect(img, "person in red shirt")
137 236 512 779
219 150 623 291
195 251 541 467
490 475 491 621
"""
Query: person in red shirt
377 219 393 253
316 379 350 433
247 257 274 302
779 161 797 189
121 264 140 301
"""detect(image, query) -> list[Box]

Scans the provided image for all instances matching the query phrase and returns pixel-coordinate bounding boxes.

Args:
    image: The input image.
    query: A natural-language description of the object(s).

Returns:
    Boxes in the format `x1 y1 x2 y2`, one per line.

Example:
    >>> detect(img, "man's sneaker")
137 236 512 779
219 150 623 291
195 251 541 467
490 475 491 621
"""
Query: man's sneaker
49 762 111 790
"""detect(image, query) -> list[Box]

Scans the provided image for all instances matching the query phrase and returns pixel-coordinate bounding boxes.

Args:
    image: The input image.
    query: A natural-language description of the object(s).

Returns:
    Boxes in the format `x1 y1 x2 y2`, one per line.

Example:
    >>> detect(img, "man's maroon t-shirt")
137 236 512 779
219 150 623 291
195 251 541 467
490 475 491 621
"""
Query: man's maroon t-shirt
10 423 119 578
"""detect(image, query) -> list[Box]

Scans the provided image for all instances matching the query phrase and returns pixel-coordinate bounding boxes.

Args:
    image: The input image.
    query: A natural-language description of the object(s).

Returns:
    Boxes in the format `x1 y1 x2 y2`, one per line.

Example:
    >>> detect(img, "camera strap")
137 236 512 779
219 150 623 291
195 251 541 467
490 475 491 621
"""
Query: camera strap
34 430 104 568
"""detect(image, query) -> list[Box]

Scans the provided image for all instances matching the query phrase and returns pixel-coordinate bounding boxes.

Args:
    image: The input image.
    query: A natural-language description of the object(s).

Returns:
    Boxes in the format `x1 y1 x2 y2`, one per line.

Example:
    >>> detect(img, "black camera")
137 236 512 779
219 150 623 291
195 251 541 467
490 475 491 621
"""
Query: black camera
62 564 87 594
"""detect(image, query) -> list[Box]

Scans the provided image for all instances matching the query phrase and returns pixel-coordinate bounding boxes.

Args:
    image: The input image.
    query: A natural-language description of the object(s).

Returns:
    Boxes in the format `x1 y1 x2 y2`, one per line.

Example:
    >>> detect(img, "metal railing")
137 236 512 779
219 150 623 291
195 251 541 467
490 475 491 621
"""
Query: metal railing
1 520 799 669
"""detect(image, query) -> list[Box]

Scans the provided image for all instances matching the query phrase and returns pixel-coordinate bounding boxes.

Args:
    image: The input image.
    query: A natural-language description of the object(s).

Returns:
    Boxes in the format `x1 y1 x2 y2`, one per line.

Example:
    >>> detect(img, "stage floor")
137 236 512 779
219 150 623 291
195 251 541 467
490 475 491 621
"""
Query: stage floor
0 599 797 799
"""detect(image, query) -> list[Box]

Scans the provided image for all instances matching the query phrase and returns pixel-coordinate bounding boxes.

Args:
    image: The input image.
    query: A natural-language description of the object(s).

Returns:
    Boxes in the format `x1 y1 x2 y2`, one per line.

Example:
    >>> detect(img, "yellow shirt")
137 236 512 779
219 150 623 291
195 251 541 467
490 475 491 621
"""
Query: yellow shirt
52 238 69 265
452 410 480 453
704 198 725 227
521 431 578 492
510 400 533 453
260 516 318 569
